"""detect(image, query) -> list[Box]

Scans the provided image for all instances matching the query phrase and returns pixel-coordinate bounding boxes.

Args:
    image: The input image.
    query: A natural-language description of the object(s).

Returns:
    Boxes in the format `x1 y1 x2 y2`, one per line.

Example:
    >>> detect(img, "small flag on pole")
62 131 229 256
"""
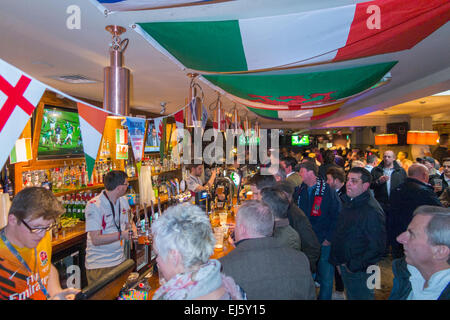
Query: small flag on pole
116 128 128 144
9 138 32 164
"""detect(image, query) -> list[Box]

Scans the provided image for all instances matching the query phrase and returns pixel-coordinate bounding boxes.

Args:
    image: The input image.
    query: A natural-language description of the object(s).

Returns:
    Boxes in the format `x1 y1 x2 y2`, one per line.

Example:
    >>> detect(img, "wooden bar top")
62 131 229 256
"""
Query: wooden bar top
51 222 87 254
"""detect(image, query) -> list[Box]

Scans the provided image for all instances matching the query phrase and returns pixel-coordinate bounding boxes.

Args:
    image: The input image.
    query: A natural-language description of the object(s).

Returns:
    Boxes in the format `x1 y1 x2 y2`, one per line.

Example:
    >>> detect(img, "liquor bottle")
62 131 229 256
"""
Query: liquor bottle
150 200 156 222
127 185 137 206
63 162 70 191
80 164 87 188
105 139 111 161
4 167 14 198
130 161 136 178
66 195 73 218
75 194 82 220
80 193 87 221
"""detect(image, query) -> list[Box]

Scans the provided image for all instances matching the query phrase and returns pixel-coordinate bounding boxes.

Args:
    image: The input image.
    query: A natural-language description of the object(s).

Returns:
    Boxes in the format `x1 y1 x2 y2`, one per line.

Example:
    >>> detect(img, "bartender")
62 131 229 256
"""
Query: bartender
186 163 217 194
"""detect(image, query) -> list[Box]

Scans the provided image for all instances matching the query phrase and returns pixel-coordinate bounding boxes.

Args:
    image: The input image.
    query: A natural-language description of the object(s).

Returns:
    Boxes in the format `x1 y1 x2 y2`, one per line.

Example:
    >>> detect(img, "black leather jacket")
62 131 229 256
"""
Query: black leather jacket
371 161 407 211
329 191 386 272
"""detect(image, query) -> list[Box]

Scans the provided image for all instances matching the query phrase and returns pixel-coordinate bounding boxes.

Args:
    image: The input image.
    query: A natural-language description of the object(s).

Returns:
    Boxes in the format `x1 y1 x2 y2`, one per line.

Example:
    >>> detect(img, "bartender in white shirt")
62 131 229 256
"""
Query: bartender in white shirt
186 163 217 194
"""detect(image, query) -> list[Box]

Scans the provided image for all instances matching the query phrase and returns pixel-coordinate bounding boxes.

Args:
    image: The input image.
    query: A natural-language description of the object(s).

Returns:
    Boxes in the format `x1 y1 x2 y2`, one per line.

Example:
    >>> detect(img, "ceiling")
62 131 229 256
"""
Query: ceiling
1 0 449 129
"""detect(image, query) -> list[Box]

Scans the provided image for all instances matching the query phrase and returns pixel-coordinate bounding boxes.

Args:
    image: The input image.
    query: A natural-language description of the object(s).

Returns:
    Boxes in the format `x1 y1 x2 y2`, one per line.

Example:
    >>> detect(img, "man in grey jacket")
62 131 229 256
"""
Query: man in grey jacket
220 201 316 300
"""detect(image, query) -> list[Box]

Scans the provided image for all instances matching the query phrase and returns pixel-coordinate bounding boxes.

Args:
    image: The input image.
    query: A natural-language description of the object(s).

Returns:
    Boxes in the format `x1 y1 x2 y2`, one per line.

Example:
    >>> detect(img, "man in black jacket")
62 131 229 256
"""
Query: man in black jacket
371 150 407 255
389 163 442 258
330 167 386 300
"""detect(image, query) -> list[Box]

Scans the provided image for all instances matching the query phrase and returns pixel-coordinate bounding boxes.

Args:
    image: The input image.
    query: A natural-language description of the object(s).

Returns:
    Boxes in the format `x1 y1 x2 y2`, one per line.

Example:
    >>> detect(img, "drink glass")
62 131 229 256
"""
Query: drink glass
219 211 228 226
214 227 224 250
434 178 442 188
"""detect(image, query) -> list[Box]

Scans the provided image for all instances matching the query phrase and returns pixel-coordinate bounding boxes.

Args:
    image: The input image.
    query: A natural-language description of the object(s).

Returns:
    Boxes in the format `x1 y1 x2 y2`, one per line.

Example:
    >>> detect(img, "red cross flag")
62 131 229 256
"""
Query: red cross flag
0 58 46 169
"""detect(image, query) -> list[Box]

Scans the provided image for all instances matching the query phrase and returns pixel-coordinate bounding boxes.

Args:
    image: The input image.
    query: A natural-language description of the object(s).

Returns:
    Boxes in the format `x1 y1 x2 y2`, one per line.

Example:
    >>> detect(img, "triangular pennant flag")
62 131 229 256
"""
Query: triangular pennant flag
126 117 146 164
0 58 46 170
201 103 208 130
174 109 184 141
77 102 108 181
9 138 32 164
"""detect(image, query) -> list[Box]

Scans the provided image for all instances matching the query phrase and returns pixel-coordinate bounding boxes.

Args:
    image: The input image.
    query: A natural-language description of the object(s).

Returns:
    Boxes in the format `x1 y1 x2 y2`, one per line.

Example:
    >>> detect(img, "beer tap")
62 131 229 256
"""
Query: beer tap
150 200 156 222
157 197 162 218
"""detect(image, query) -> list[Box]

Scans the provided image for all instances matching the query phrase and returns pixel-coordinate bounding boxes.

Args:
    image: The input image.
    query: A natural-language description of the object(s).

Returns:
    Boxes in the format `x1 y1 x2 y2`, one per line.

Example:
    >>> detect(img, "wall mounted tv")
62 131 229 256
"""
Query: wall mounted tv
291 135 310 146
144 120 160 153
37 105 84 160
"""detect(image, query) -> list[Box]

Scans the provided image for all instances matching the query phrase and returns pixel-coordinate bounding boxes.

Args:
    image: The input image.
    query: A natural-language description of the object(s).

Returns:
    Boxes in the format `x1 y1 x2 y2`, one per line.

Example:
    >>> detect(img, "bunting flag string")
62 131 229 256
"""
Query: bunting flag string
77 102 109 181
0 57 202 171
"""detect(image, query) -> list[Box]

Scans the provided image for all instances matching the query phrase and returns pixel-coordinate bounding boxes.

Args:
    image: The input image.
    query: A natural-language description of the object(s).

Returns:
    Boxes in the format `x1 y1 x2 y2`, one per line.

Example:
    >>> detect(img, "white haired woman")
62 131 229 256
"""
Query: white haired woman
151 203 245 300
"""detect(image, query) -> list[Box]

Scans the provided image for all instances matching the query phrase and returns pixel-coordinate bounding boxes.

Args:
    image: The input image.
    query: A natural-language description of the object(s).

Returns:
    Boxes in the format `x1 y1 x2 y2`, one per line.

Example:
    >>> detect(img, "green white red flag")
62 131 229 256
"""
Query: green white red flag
77 102 108 181
135 0 449 73
9 138 32 164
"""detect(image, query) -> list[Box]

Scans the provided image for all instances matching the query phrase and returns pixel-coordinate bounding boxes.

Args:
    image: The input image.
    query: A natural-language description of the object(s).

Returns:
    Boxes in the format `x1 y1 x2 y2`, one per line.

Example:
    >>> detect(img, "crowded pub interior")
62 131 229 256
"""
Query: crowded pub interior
0 0 449 303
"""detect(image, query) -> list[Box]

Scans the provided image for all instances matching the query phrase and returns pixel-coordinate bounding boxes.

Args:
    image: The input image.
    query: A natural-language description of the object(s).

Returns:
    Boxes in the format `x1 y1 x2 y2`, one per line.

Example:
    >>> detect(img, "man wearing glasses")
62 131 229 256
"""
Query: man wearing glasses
84 170 133 285
0 187 80 300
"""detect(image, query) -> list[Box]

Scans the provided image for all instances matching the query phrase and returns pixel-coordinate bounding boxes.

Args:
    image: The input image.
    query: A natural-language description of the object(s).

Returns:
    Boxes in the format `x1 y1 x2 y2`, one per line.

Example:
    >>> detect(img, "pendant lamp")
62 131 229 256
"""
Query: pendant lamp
407 131 439 145
374 133 398 145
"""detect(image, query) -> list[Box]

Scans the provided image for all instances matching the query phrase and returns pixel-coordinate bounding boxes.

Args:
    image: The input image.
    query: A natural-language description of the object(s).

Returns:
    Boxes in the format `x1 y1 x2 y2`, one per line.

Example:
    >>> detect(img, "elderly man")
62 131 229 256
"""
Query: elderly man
329 167 386 300
389 206 450 300
371 150 407 256
389 163 442 258
219 200 316 300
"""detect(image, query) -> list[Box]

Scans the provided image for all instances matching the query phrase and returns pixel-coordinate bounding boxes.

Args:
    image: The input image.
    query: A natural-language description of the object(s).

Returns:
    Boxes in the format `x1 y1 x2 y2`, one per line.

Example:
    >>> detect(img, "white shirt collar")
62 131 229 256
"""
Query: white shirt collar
407 264 450 300
286 172 295 178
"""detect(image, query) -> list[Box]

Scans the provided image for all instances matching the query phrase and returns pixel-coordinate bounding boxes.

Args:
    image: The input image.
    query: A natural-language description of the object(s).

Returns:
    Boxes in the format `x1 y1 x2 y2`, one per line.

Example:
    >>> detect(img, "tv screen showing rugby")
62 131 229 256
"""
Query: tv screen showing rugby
37 105 84 159
291 135 310 146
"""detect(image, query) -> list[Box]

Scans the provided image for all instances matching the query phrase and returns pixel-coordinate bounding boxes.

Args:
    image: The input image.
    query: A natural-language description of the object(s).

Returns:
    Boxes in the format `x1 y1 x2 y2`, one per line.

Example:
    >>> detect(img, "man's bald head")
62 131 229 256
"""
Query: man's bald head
383 150 396 167
408 163 429 184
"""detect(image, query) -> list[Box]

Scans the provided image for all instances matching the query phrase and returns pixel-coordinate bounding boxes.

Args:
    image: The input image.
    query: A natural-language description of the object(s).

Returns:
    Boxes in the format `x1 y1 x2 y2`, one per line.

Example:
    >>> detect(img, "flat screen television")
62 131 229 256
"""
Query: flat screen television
37 105 84 159
144 121 160 153
291 135 310 146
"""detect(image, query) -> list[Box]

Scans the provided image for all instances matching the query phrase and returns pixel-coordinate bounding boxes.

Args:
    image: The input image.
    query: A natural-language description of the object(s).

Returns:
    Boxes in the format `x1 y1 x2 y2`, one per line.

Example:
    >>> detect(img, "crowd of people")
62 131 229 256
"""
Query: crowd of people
150 142 449 301
0 138 449 300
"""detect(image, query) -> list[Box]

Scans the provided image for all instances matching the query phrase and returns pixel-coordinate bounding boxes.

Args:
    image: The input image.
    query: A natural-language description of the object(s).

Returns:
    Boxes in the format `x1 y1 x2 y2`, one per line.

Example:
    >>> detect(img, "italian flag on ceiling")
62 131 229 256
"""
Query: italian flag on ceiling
135 0 450 73
201 61 397 110
77 102 109 181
